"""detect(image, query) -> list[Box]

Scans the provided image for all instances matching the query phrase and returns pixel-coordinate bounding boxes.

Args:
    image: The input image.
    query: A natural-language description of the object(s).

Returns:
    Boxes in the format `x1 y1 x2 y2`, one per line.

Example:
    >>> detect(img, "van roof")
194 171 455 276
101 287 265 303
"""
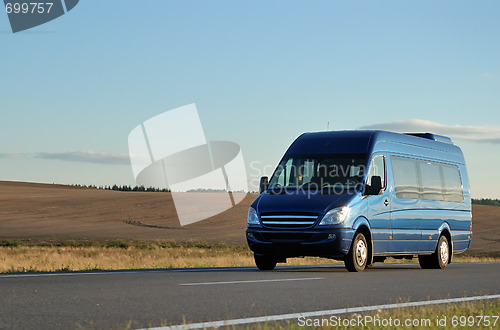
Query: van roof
404 133 453 144
286 130 464 163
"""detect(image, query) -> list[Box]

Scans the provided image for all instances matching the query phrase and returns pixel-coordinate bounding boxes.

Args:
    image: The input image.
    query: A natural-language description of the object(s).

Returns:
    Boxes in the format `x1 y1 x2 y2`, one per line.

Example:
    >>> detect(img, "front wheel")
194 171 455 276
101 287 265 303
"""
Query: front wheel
254 254 277 271
344 233 369 272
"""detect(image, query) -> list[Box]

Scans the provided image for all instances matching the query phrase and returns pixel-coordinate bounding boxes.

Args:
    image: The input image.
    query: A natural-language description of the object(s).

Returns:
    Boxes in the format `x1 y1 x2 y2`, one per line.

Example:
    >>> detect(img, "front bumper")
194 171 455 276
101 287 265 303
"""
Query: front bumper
246 227 355 259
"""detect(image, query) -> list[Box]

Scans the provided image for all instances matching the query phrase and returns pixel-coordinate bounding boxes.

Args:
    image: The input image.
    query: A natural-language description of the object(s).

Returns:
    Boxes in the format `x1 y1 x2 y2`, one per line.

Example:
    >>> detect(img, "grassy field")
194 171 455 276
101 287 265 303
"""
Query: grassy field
1 181 499 257
77 297 500 329
1 241 497 273
217 299 500 329
1 182 499 273
0 241 330 273
1 182 499 329
93 299 500 329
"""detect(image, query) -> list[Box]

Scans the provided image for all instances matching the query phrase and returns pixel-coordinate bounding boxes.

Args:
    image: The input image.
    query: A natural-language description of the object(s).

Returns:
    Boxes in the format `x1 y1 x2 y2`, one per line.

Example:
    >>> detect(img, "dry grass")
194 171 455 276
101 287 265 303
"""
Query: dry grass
0 241 497 273
223 298 500 329
98 299 500 329
0 242 339 273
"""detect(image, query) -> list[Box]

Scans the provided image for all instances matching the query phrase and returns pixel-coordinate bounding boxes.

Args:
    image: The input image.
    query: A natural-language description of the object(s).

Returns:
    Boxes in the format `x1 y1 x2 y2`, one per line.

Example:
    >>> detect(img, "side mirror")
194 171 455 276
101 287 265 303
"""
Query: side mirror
259 176 269 193
367 176 382 195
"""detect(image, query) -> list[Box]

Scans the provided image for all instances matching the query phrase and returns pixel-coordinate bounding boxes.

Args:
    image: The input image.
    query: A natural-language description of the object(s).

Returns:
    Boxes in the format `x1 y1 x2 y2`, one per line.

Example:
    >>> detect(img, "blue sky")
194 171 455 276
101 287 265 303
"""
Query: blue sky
1 1 499 198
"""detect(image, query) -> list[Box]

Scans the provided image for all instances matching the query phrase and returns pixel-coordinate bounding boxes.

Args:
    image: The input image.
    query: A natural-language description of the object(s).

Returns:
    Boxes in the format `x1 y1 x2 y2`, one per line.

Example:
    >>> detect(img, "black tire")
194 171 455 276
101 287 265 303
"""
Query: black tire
254 254 277 271
418 235 450 269
418 254 435 269
344 233 369 272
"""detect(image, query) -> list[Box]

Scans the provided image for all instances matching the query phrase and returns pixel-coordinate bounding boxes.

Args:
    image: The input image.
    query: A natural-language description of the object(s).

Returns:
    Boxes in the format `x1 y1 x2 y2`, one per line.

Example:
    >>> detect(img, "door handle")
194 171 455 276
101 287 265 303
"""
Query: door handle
384 199 390 206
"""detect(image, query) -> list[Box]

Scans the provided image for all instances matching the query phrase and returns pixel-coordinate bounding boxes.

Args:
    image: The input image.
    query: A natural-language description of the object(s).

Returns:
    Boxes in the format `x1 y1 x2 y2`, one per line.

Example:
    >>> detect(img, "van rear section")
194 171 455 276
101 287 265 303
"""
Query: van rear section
246 130 472 272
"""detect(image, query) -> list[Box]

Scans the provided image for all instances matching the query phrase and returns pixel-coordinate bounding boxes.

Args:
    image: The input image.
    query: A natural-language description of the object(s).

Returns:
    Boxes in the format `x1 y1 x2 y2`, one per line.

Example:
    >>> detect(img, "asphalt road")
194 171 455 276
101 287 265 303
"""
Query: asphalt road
0 263 499 329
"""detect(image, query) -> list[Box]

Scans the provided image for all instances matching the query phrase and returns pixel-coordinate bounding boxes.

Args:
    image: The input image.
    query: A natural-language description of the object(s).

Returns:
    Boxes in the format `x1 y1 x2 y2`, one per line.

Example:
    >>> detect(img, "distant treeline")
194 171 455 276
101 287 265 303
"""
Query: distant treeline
71 184 170 192
70 185 249 193
186 188 246 193
472 198 500 207
68 185 499 201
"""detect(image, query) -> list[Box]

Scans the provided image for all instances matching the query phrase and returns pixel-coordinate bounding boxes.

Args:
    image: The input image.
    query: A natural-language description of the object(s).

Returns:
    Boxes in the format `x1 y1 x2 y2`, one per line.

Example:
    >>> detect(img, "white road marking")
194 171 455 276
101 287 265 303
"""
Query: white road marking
143 294 500 330
179 277 324 286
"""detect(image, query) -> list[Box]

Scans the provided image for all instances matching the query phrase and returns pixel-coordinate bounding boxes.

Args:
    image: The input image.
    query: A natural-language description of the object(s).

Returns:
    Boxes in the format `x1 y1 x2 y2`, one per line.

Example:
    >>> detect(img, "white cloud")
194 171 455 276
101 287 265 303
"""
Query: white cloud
359 119 500 144
0 153 29 159
0 151 130 165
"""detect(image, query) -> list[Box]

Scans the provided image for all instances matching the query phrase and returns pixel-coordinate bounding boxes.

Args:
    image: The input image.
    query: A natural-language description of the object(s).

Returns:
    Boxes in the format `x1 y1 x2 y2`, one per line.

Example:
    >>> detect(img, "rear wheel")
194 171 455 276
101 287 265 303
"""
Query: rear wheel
436 235 450 269
254 254 277 271
418 235 450 269
345 233 368 272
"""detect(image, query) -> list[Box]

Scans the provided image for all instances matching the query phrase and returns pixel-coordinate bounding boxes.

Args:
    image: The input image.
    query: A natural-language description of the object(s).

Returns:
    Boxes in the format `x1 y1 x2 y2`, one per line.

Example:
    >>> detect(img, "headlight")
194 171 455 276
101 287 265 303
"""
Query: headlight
247 207 261 227
319 206 350 226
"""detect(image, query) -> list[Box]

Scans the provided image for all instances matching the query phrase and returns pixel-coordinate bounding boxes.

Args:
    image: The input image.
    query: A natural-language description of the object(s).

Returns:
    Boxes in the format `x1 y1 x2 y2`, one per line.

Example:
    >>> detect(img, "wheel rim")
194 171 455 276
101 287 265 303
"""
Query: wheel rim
439 240 449 265
355 239 367 266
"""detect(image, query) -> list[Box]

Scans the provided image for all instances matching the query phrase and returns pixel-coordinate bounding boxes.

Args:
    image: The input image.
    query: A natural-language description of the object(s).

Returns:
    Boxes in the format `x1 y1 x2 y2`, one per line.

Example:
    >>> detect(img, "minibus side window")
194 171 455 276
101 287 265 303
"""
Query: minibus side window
366 155 386 192
442 164 464 202
392 156 420 199
419 161 445 201
392 156 464 203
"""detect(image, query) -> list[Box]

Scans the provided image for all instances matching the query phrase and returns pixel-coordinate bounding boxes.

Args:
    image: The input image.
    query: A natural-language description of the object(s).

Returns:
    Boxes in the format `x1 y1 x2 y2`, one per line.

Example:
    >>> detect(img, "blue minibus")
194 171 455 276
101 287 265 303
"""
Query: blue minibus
246 130 472 272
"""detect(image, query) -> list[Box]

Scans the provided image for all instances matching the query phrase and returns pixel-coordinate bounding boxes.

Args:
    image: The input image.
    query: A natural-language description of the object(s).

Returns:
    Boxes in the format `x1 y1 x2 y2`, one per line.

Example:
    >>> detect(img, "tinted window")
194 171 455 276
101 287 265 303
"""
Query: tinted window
392 156 464 202
419 161 444 201
366 155 386 190
277 158 293 186
442 164 464 202
392 156 420 199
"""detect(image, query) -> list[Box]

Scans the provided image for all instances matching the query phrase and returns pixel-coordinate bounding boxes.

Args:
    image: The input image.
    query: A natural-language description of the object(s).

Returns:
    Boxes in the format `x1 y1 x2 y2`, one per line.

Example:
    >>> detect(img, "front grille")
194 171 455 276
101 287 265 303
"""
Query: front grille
260 214 318 229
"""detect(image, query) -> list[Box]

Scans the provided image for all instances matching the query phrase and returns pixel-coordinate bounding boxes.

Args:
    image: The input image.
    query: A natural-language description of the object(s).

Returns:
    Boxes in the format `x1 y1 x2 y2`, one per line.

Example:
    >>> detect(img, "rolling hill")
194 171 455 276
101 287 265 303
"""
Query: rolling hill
0 181 498 256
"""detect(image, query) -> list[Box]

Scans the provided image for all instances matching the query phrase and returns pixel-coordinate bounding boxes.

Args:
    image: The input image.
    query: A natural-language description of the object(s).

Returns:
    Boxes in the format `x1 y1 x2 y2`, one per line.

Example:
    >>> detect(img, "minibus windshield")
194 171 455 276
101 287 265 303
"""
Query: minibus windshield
268 153 367 193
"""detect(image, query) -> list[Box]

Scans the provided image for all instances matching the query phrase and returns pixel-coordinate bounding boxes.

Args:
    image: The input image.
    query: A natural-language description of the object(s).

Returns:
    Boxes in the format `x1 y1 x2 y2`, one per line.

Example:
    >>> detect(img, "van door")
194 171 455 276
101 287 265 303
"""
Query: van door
366 154 392 254
418 160 446 252
388 156 422 253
